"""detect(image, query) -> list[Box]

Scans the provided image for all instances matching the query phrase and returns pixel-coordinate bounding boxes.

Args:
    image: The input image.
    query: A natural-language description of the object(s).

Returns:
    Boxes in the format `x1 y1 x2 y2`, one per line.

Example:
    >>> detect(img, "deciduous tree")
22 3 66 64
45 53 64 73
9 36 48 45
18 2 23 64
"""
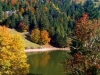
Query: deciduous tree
30 28 40 43
0 26 29 75
39 30 51 45
63 14 100 75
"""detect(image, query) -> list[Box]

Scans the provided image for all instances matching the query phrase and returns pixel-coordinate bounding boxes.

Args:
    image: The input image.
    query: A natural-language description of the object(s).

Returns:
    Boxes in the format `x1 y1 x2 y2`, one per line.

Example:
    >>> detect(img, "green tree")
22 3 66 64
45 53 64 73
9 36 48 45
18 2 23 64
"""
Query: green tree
7 0 12 10
2 0 7 11
5 17 11 27
83 0 100 19
23 15 29 26
0 4 2 21
16 12 22 25
54 34 67 47
14 1 19 10
10 14 16 28
29 12 37 30
40 14 50 30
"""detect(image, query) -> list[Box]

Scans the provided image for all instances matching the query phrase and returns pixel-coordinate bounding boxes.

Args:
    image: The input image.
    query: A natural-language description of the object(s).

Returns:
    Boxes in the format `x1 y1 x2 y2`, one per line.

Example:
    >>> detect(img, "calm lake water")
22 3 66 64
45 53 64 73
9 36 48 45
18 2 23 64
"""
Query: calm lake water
27 50 68 75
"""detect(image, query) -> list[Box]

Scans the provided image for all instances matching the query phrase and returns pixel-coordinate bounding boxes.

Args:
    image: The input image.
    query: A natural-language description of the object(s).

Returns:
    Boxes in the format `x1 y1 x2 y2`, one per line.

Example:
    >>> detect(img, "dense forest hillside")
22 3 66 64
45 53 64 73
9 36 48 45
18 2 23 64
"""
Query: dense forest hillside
0 0 100 47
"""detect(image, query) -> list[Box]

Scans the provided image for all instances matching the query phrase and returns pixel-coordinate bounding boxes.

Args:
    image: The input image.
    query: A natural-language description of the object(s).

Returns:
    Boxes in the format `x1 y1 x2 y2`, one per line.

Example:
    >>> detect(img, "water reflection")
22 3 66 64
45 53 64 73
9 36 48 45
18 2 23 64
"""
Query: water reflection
40 52 50 67
27 51 67 75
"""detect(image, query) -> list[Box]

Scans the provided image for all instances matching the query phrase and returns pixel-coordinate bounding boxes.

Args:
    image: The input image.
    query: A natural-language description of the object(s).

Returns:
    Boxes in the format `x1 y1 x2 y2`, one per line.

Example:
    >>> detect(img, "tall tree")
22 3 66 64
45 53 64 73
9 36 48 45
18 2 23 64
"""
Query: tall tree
83 0 100 19
7 0 12 10
23 15 29 26
0 3 2 21
10 14 16 28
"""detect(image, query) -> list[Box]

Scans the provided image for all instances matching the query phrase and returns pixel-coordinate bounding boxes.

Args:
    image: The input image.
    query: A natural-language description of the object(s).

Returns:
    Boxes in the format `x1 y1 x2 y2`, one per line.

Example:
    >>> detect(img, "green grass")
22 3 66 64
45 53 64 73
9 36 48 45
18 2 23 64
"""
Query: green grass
10 29 40 49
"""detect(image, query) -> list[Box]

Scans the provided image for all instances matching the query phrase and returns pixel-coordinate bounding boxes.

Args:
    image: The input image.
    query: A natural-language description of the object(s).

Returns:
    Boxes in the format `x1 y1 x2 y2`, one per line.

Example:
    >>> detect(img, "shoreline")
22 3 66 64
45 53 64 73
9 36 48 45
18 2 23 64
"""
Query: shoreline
25 47 70 52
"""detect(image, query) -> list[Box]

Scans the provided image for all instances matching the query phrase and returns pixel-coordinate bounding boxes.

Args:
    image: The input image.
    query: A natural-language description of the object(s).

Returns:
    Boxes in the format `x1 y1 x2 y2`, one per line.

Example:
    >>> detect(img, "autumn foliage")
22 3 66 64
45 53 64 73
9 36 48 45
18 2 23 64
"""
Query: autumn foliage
63 14 100 75
19 8 24 15
30 29 51 45
30 28 40 43
0 26 29 75
18 21 29 32
40 30 51 44
75 14 98 42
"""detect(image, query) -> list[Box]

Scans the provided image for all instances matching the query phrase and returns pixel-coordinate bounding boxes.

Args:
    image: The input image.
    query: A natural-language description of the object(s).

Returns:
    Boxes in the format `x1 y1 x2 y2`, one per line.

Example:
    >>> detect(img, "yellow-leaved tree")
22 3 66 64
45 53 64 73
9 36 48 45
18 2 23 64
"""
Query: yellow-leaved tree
0 26 29 75
30 29 51 45
30 28 40 43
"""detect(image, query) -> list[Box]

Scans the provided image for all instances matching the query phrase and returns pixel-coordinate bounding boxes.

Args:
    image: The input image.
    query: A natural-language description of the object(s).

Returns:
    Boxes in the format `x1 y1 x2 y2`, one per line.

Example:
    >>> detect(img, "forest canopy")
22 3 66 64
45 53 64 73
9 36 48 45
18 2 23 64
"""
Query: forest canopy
0 0 100 47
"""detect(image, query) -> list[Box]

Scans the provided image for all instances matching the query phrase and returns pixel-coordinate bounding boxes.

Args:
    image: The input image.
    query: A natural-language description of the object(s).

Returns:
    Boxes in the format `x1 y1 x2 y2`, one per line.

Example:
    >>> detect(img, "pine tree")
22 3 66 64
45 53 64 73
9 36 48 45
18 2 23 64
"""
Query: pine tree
83 0 100 19
16 12 22 24
40 13 50 30
8 0 12 10
29 12 37 30
3 0 7 11
10 14 16 28
5 17 11 27
0 4 2 21
23 15 29 26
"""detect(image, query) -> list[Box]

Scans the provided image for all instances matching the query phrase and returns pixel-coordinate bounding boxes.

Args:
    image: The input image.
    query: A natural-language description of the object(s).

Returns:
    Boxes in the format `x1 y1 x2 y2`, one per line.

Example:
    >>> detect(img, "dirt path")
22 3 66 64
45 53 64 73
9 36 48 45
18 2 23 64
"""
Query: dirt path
25 47 70 52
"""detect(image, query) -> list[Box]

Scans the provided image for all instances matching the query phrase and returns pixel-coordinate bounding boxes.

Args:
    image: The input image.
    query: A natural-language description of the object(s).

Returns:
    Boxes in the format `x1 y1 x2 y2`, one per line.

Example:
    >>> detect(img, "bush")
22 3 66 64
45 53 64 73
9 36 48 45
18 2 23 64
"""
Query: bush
18 21 29 32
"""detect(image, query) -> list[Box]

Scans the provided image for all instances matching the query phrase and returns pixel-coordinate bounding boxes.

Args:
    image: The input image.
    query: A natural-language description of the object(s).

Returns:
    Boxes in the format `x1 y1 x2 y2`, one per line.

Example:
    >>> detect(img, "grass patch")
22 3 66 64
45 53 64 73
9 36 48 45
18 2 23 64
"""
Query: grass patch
9 29 40 49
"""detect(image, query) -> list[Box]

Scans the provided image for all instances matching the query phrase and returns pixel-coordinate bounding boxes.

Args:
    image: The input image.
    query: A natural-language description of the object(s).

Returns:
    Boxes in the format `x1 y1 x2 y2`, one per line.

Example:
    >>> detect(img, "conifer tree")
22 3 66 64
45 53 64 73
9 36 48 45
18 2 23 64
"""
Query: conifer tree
0 4 2 21
23 15 29 26
10 14 16 28
83 0 100 19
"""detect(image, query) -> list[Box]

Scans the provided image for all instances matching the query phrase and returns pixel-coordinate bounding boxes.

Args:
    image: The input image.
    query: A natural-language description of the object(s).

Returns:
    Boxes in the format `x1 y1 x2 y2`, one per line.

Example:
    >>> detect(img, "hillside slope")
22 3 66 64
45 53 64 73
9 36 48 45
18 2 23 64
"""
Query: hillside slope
9 29 40 49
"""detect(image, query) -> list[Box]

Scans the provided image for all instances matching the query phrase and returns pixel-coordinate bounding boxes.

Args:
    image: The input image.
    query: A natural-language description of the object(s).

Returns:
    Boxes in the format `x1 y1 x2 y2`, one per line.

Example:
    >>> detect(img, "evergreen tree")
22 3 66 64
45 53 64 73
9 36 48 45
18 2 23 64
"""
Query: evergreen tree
29 11 37 30
35 6 41 24
14 1 19 10
40 13 50 30
32 13 37 28
5 17 11 27
83 0 100 19
0 4 2 21
2 0 7 11
16 12 22 23
23 15 29 26
10 14 16 28
8 0 12 10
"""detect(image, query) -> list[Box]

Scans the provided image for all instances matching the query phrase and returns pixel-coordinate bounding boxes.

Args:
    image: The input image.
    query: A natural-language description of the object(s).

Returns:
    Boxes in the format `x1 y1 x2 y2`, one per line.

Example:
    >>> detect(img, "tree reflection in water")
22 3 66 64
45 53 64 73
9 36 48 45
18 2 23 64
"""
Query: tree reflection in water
27 51 67 75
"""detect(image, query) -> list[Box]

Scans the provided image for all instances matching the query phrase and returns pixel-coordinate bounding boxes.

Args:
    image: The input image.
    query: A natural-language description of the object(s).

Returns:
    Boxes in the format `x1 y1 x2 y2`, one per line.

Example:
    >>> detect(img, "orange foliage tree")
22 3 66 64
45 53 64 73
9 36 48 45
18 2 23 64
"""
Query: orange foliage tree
0 26 29 75
40 30 51 45
75 14 97 42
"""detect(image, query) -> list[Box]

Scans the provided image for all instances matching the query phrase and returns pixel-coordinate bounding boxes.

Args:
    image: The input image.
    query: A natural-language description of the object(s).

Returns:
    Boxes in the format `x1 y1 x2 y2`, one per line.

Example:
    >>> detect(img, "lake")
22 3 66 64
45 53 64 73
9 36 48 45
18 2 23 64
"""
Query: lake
27 50 69 75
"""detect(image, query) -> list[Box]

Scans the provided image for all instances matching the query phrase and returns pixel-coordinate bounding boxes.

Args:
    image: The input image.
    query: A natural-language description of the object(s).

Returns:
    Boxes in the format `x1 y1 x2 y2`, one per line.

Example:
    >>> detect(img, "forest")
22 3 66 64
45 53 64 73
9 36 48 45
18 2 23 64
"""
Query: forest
0 0 100 47
1 0 100 75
